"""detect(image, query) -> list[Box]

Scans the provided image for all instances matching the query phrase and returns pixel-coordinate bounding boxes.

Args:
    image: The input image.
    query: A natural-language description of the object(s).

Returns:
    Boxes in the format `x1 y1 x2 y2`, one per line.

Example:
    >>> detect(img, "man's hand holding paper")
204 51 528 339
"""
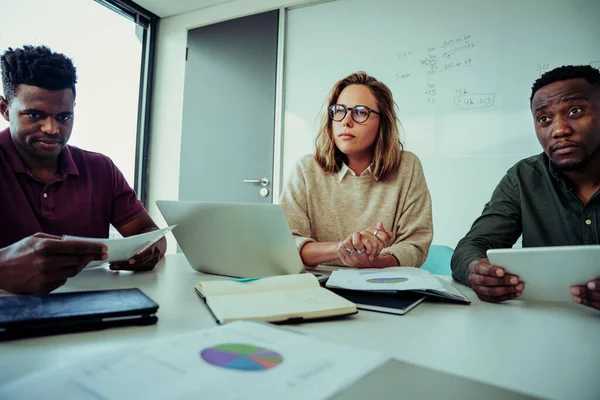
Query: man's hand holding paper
63 226 175 272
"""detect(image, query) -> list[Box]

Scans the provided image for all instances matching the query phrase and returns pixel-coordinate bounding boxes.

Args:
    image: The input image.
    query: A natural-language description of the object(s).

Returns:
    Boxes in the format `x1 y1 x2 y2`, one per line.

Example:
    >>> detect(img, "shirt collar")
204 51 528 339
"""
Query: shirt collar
0 128 79 176
0 128 27 174
545 153 576 191
59 145 79 176
338 162 374 182
546 153 564 182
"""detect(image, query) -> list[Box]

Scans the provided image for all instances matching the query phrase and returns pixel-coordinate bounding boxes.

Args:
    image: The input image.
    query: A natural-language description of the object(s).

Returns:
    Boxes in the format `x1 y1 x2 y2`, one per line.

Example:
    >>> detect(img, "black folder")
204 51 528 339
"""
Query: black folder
0 288 158 341
328 288 426 315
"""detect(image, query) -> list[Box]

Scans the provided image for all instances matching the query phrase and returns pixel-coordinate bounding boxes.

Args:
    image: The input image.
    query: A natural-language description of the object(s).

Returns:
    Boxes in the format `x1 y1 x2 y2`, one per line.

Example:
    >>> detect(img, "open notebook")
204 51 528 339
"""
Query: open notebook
195 274 357 324
326 268 470 304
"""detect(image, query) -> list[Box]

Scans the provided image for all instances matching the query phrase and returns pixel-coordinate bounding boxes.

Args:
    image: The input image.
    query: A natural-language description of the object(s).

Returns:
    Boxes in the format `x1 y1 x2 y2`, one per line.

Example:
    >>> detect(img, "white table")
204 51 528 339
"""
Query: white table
1 254 599 399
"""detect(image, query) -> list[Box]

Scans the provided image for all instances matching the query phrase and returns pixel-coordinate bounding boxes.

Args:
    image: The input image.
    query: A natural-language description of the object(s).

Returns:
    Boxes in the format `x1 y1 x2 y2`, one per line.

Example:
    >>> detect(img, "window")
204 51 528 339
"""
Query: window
0 0 156 203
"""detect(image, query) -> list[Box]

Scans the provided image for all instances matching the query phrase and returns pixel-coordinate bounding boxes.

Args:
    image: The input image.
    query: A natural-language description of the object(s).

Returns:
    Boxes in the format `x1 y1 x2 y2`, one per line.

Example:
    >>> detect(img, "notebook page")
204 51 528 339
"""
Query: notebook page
326 268 445 292
435 277 470 299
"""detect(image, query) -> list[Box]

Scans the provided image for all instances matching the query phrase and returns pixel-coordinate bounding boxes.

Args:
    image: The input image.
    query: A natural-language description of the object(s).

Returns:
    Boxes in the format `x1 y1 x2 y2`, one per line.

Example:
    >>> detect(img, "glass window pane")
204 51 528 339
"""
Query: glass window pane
0 0 142 186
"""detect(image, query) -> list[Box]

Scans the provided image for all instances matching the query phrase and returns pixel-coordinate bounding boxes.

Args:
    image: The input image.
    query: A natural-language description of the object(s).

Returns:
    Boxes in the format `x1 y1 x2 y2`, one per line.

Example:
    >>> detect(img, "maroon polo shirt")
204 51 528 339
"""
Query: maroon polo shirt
0 128 145 248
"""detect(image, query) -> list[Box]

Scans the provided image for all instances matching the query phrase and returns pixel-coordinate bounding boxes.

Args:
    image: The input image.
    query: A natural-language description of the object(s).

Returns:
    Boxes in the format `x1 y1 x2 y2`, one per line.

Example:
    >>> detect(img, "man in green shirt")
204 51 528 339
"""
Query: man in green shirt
451 65 600 311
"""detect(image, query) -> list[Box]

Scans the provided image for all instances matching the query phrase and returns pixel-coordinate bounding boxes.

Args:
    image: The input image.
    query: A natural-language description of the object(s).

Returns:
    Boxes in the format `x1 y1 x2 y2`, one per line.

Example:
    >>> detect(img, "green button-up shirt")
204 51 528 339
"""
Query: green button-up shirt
451 153 600 285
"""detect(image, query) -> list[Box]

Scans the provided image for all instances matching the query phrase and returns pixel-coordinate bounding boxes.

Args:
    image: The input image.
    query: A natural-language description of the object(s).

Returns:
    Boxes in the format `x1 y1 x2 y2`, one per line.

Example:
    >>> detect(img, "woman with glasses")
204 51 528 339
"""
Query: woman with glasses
280 71 433 269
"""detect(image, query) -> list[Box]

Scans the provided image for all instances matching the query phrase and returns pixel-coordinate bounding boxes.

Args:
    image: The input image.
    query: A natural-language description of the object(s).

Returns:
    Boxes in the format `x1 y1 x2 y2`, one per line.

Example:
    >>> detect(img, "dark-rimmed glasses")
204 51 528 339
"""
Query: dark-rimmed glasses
328 104 381 123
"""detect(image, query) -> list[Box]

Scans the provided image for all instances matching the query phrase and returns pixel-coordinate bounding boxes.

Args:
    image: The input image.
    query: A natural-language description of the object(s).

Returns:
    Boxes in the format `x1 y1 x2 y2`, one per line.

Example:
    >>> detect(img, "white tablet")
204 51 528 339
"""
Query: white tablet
487 245 600 302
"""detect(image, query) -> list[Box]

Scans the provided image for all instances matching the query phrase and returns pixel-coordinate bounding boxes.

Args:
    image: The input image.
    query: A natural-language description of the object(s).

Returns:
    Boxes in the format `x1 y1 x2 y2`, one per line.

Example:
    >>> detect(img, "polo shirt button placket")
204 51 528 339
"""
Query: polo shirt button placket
582 214 595 244
41 186 52 215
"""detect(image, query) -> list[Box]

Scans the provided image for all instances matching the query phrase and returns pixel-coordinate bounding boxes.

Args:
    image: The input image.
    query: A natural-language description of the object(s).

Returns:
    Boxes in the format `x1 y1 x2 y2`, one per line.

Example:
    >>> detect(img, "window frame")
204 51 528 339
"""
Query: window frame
94 0 158 206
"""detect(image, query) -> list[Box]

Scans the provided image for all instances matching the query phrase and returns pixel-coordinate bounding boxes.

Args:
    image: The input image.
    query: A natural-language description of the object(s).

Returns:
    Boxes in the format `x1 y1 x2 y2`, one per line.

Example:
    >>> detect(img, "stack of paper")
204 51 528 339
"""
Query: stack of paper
326 268 470 304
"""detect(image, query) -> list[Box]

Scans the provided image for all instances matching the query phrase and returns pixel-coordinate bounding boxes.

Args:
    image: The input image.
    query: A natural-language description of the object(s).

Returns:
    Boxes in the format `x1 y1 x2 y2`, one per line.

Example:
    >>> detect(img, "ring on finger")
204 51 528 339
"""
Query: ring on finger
345 247 353 255
356 249 364 255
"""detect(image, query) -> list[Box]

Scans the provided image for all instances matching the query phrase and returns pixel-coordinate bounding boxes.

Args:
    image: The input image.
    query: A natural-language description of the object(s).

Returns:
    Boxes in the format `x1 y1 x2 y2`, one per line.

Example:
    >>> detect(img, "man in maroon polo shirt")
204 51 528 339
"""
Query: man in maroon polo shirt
0 45 166 294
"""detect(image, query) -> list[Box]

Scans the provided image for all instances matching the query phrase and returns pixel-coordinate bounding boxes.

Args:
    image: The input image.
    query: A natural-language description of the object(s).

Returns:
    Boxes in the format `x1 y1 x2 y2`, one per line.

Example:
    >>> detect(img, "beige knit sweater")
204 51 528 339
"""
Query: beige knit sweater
280 151 433 267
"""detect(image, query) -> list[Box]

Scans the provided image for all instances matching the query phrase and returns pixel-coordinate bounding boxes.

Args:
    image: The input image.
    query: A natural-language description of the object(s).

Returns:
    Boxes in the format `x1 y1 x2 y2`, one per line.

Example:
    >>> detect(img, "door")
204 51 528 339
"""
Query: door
179 10 279 203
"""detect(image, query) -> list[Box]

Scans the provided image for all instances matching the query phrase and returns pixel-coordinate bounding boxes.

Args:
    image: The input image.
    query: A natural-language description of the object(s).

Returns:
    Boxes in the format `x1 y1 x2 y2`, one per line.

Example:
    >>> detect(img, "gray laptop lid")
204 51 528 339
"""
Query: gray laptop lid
156 200 304 278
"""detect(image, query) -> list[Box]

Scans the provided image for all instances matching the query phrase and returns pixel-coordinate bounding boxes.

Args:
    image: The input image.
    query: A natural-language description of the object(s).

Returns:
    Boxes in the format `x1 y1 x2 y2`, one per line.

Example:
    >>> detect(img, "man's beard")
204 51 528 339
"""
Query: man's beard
553 156 589 172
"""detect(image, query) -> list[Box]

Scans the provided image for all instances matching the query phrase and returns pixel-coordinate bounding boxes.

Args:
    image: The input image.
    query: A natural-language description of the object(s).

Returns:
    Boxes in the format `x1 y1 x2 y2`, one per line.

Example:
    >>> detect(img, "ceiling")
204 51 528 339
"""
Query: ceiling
132 0 234 18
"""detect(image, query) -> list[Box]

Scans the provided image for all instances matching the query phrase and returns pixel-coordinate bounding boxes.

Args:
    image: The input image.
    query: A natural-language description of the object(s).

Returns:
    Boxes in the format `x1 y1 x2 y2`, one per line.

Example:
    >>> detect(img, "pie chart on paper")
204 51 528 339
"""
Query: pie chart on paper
200 343 283 371
366 277 408 284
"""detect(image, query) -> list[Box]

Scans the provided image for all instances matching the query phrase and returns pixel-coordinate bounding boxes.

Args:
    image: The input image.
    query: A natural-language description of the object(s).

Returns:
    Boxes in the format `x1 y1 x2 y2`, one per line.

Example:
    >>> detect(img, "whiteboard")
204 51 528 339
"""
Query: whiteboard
283 0 600 248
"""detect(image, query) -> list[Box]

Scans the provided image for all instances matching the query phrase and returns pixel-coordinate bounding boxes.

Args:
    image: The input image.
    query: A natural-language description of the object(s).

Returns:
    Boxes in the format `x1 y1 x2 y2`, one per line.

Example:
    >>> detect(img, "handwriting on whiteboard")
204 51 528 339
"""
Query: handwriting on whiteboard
440 35 472 49
396 50 414 59
536 63 550 77
394 34 497 109
441 58 472 72
454 93 496 110
441 44 475 59
395 34 476 104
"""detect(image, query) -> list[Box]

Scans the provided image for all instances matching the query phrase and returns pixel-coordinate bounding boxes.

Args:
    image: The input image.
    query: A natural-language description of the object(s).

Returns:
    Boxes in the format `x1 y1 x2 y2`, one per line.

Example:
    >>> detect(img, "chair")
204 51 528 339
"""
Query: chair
420 245 454 275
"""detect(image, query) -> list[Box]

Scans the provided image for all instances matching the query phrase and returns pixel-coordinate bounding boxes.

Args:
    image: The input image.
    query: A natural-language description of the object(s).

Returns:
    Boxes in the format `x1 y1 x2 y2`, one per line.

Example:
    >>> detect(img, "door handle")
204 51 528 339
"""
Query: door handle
242 178 269 187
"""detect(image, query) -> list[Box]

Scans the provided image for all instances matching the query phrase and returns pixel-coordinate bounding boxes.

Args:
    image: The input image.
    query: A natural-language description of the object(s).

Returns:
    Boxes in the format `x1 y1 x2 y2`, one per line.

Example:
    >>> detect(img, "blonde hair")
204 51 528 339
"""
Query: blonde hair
314 71 403 181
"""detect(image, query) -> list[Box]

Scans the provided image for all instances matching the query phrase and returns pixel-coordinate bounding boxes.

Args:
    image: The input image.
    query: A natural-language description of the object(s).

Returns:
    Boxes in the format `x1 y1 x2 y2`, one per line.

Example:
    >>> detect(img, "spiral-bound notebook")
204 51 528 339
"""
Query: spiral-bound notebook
326 268 470 304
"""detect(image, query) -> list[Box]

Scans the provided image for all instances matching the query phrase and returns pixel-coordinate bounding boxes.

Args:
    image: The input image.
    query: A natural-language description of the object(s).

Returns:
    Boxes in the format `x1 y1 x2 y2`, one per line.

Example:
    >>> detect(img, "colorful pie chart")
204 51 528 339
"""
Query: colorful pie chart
366 277 408 284
200 343 283 371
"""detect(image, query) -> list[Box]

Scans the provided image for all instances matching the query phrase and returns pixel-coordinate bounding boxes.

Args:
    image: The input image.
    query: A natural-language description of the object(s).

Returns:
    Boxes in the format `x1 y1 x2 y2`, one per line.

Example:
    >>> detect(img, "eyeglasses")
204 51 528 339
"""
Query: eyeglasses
328 104 381 123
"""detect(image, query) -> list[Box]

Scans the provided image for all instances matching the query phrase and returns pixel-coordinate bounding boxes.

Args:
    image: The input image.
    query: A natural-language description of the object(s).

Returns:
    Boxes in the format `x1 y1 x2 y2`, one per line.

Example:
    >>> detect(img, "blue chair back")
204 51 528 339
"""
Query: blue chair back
420 245 454 275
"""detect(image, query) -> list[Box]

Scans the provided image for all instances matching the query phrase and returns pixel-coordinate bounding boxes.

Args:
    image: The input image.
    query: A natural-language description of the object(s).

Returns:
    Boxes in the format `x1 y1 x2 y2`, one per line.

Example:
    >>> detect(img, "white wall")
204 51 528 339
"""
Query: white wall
148 0 316 253
282 0 600 248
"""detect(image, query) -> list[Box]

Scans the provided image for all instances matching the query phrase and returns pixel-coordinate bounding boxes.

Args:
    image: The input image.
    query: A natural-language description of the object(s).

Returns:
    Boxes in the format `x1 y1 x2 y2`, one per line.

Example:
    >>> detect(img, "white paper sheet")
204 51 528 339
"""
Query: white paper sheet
326 268 470 303
63 225 175 268
326 267 446 292
0 321 388 400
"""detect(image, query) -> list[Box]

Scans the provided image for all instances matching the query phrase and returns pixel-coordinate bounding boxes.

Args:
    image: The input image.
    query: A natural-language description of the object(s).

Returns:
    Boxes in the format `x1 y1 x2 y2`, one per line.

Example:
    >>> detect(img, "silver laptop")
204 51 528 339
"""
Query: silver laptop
487 245 600 302
156 200 304 278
